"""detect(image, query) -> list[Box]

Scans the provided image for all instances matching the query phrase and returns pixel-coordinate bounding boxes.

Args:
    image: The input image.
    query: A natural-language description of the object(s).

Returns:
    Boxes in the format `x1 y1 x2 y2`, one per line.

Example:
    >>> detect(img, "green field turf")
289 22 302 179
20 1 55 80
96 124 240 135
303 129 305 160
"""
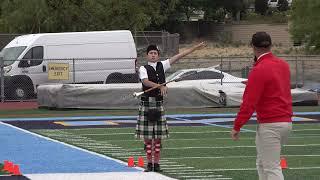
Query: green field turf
32 123 320 180
0 106 319 118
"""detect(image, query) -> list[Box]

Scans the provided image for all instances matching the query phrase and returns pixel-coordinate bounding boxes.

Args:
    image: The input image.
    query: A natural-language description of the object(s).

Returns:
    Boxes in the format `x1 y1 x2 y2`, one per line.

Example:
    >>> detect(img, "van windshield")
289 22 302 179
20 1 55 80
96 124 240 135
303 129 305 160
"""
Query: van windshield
0 46 26 66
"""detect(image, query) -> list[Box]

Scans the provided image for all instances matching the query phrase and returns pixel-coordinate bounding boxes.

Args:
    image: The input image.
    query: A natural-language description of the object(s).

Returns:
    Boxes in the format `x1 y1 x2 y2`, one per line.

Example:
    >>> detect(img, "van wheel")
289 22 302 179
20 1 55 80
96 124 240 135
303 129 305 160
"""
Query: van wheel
106 73 124 84
11 84 28 100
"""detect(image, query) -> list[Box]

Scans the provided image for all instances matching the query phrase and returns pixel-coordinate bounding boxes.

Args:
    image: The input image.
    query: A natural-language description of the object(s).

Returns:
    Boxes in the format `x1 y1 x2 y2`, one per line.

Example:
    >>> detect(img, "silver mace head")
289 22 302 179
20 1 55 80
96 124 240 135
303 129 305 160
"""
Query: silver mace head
133 92 144 98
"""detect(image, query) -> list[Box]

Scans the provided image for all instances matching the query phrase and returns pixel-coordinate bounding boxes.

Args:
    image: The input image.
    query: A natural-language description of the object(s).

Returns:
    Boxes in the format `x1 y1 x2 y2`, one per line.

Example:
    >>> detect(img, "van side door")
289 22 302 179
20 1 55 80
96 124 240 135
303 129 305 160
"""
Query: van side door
18 46 47 89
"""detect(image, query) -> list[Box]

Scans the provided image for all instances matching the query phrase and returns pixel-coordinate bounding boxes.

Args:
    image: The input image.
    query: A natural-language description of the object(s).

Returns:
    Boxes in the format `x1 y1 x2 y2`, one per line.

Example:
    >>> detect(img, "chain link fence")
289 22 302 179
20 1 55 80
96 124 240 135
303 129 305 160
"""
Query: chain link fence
166 55 320 88
134 31 179 57
1 55 319 102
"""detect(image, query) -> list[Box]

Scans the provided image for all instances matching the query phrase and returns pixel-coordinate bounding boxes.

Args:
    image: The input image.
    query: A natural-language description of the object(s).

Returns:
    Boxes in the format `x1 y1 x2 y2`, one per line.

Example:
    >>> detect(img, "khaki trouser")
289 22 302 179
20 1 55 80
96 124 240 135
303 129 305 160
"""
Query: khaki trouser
256 122 292 180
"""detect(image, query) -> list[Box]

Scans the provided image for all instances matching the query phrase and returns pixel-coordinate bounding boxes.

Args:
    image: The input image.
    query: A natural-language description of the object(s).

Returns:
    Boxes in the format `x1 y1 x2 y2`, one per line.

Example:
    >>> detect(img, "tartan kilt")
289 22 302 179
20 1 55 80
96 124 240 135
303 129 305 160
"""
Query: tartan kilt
135 99 169 140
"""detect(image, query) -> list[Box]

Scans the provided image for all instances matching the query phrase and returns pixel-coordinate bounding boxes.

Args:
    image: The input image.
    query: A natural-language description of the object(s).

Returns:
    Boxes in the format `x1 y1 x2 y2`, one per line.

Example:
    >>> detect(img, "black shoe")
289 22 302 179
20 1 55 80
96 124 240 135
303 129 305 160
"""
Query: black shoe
154 163 162 172
144 163 153 172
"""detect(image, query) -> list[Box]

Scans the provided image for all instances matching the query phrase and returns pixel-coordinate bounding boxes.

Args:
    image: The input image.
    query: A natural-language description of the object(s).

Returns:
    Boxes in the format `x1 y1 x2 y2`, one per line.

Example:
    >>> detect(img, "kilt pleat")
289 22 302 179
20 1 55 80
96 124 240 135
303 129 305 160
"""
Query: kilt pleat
135 99 169 139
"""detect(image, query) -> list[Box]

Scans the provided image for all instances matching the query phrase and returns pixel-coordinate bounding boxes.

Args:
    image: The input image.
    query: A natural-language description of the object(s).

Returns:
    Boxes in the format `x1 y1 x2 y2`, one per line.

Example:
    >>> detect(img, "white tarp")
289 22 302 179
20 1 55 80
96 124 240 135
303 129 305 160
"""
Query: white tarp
37 82 318 109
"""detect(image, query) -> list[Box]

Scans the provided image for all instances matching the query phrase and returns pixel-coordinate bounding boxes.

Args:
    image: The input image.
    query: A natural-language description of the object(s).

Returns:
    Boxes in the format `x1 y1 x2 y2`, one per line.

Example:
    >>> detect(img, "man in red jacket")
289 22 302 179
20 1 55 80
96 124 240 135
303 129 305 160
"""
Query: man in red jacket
231 32 292 180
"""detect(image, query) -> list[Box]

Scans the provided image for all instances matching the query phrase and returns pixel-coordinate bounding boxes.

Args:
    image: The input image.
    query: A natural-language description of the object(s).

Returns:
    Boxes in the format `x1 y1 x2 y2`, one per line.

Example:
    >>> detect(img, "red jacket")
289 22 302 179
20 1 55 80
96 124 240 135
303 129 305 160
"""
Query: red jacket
233 53 292 131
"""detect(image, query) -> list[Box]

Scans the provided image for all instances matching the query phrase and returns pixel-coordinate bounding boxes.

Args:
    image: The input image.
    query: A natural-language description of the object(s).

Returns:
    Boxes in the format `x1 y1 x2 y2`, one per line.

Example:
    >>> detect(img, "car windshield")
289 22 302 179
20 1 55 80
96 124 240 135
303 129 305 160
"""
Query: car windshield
166 70 184 81
0 46 26 66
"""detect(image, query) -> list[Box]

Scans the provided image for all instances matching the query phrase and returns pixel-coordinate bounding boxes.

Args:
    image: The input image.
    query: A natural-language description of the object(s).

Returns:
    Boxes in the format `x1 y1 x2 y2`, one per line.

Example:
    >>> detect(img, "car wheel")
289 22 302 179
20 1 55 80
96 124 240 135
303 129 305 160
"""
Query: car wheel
106 73 124 84
11 84 28 100
218 90 227 106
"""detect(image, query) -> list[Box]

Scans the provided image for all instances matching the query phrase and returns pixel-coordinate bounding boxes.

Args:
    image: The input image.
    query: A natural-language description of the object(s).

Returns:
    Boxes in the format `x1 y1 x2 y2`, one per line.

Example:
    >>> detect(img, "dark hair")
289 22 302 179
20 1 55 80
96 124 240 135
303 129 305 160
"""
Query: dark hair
146 45 160 54
251 32 272 48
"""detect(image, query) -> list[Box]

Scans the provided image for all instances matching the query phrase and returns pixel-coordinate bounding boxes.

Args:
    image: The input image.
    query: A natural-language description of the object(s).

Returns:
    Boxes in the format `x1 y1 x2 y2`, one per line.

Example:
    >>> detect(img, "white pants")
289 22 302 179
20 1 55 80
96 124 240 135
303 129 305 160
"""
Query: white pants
256 122 292 180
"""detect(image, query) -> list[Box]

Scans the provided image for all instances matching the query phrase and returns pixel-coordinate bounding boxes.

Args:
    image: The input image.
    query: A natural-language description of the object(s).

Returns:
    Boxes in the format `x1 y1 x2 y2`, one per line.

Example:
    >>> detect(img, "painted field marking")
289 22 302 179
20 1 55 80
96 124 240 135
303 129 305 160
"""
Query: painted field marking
292 134 320 136
49 128 320 137
161 164 186 167
100 135 320 142
179 175 224 178
0 122 144 173
172 117 256 132
188 178 232 180
79 130 254 136
129 144 320 150
1 111 319 121
163 154 320 160
292 129 320 131
160 162 181 165
166 167 320 172
169 172 223 175
216 135 320 140
161 167 195 170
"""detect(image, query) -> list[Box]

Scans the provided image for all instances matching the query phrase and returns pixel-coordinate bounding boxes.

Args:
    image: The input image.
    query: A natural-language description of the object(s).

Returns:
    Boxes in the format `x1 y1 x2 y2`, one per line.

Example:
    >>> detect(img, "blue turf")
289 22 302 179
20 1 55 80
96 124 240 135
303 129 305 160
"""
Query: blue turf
0 123 139 174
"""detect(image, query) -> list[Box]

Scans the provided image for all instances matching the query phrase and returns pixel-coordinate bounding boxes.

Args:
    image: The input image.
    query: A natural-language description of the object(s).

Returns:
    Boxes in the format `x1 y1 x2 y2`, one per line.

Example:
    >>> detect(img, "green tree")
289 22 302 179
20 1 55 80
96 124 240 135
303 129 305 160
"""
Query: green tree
0 0 49 33
290 0 320 53
201 0 251 21
0 0 169 33
278 0 289 11
223 0 247 21
255 0 268 15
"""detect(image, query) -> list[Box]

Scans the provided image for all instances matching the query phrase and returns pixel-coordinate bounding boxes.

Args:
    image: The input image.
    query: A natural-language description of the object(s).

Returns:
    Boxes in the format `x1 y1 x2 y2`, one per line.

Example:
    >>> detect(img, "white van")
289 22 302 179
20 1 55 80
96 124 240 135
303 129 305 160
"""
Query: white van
268 0 292 8
0 30 138 99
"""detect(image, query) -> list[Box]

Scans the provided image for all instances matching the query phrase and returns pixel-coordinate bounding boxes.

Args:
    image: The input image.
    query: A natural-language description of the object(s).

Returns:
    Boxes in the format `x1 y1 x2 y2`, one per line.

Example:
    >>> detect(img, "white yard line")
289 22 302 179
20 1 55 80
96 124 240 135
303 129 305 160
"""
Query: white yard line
216 135 320 140
161 164 186 167
179 175 224 178
25 172 176 180
79 131 253 136
169 172 223 175
161 167 195 170
163 154 320 160
80 135 320 142
78 129 319 136
167 167 320 172
188 178 232 180
293 134 320 136
129 144 320 150
292 129 320 131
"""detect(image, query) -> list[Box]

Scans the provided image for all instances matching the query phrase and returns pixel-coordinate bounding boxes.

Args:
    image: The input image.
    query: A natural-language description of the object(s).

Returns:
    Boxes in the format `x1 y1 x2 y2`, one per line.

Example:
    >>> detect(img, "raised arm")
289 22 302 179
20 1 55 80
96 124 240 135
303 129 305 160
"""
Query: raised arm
169 42 206 65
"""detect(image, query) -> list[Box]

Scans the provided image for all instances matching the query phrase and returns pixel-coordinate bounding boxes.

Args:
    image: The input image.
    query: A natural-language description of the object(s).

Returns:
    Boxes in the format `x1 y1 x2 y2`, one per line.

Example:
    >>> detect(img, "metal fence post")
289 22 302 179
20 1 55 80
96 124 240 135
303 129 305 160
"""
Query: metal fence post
220 57 223 85
161 31 166 56
0 55 4 103
73 58 75 83
295 56 298 88
302 57 305 87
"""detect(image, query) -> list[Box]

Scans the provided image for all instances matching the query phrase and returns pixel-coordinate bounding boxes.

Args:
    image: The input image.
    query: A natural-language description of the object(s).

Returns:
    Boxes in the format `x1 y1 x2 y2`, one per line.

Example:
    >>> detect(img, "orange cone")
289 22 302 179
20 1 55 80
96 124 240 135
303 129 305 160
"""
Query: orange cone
6 161 14 173
12 164 22 175
280 157 288 169
128 156 134 167
137 156 144 167
2 160 9 172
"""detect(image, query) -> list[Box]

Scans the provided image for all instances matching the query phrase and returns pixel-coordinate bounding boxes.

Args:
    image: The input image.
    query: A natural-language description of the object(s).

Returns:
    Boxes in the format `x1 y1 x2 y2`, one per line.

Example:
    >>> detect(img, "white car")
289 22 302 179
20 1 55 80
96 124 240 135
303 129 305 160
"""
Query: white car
268 0 292 8
166 67 247 85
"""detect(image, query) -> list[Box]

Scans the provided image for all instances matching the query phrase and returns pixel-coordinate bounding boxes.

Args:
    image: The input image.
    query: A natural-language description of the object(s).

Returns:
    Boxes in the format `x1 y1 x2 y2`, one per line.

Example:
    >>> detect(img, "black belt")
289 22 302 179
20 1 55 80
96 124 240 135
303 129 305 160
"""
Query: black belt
141 96 163 101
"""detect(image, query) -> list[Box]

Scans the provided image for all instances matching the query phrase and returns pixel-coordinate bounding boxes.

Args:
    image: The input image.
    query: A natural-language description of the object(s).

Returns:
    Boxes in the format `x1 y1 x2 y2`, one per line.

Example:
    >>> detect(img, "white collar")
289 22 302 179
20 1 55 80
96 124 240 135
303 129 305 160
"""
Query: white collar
257 52 271 61
148 61 157 65
147 61 159 68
